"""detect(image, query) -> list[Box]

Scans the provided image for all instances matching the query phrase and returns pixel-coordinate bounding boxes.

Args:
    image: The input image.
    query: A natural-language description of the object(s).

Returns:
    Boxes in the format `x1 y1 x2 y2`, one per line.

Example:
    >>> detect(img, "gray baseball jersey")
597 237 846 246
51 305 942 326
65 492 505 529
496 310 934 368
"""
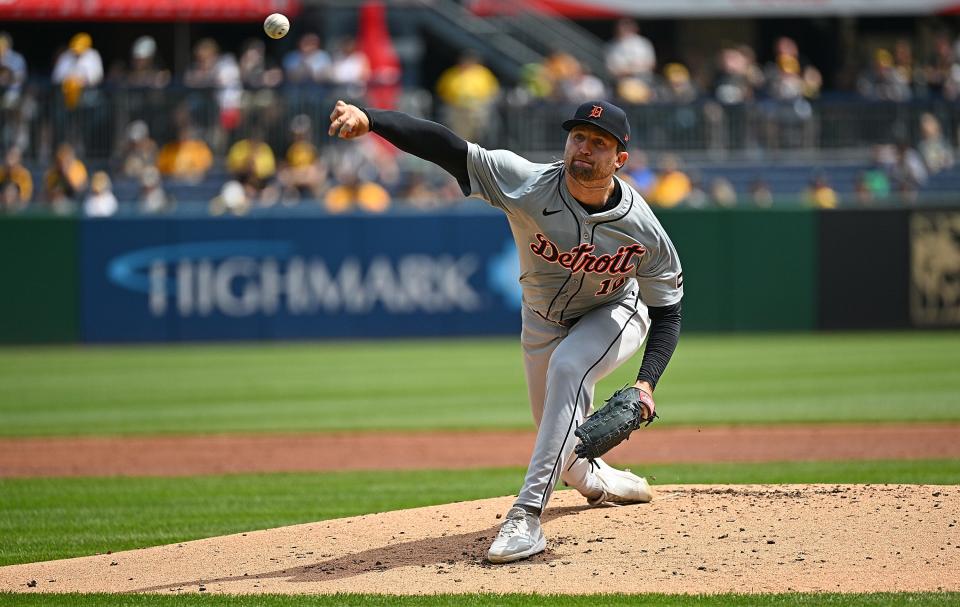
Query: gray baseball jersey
466 143 684 319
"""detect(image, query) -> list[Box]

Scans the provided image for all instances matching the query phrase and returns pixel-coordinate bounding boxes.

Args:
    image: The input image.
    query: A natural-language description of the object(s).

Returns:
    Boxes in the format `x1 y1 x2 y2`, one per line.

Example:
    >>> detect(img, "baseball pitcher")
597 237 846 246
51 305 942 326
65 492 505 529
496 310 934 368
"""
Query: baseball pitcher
329 99 683 563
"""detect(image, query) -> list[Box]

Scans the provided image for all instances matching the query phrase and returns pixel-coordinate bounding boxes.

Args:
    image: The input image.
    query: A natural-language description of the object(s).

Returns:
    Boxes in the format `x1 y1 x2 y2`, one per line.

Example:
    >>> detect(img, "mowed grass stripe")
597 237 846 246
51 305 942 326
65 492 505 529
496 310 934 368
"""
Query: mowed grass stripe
1 592 958 607
1 459 958 566
1 332 958 436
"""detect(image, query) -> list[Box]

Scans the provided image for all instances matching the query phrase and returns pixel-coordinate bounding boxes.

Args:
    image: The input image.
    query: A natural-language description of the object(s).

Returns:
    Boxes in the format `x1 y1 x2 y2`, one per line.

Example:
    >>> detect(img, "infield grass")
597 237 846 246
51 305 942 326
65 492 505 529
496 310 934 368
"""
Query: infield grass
1 592 958 606
2 459 958 566
1 332 958 436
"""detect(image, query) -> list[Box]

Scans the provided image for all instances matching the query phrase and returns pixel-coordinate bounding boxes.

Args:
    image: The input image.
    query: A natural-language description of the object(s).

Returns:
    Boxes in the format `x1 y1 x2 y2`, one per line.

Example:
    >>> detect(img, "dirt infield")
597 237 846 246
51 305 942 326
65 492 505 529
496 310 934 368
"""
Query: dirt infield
1 484 956 595
3 427 958 595
2 424 959 477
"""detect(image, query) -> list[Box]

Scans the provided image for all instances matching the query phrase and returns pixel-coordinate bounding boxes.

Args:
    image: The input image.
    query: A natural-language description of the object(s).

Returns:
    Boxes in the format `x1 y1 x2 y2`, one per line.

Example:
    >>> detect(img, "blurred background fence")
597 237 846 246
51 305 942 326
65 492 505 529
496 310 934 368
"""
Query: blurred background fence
6 84 960 212
13 85 960 160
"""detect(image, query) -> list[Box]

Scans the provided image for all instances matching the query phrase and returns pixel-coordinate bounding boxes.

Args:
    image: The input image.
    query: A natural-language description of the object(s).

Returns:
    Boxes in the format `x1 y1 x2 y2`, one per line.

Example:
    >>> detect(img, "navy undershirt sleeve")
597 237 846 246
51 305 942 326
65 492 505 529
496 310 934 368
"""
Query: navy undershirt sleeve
362 108 471 195
636 300 682 390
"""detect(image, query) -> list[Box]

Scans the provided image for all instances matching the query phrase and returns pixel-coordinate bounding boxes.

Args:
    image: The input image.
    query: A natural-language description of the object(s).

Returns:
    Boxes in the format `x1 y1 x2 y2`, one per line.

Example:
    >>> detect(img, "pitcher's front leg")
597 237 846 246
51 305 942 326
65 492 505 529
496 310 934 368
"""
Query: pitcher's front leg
515 301 649 512
513 352 594 512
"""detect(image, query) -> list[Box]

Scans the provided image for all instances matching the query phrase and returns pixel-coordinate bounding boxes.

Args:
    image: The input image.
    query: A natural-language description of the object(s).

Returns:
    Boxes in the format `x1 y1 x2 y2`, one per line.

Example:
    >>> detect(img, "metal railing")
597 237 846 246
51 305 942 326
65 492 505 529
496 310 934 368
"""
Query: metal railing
4 84 960 163
502 98 960 159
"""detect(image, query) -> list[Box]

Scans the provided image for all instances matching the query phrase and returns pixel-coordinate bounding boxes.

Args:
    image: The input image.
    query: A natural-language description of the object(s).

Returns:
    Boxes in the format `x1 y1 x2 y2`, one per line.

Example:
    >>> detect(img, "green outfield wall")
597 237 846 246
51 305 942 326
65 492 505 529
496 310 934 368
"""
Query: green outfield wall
658 209 818 331
0 217 79 343
1 208 954 343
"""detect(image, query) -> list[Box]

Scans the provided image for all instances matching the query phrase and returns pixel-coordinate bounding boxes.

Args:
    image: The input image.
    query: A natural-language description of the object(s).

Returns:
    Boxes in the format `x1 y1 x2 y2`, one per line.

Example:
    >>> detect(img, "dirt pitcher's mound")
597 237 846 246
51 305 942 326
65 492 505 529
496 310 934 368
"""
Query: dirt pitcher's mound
1 485 957 595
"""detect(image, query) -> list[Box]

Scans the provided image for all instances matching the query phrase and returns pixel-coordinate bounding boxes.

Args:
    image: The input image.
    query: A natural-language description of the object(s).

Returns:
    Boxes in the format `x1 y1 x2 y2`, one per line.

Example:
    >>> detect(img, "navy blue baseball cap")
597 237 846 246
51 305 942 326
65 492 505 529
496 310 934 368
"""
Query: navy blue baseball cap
562 100 631 150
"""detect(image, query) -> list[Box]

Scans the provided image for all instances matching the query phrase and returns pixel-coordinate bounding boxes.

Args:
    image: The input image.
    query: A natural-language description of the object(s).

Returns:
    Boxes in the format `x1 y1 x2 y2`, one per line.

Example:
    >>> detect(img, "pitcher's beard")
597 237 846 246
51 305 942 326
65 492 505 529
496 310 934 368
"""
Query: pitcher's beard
567 161 610 187
567 162 603 183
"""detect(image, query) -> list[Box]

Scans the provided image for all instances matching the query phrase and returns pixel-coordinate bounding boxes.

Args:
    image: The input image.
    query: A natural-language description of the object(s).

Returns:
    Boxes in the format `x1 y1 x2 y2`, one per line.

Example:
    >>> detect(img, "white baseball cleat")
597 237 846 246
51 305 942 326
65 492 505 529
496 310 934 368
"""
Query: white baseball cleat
587 463 654 506
486 506 546 564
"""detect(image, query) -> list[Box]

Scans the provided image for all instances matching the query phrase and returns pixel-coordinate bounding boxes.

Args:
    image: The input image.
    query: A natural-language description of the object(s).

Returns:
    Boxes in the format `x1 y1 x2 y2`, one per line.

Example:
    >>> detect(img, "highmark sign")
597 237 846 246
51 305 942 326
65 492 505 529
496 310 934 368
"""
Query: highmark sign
108 241 482 318
79 217 520 342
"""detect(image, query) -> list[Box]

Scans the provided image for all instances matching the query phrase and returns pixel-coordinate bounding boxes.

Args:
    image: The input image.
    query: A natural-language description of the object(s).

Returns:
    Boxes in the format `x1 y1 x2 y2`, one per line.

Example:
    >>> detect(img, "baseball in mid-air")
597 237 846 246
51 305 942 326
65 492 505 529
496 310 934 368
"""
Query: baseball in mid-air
263 13 290 39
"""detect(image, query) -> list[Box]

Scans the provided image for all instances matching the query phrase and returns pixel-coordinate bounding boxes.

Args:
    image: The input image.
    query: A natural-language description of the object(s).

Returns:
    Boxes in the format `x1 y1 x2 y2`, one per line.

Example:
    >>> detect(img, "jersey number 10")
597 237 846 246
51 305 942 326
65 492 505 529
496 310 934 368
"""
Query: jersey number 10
595 276 626 296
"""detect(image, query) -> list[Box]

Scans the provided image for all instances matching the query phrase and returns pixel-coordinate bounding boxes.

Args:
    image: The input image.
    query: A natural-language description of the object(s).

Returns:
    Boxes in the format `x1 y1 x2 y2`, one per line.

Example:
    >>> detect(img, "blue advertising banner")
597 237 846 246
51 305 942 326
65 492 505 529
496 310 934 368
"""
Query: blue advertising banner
80 214 522 342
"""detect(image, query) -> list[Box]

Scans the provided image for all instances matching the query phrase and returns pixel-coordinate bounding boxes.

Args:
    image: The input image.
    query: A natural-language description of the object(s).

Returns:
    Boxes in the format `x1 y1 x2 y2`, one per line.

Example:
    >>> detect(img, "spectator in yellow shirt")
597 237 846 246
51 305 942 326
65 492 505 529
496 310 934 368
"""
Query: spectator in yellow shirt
436 52 500 143
157 126 213 183
648 154 691 208
44 142 88 214
226 132 276 195
0 147 33 211
804 175 838 209
324 168 390 214
278 114 328 202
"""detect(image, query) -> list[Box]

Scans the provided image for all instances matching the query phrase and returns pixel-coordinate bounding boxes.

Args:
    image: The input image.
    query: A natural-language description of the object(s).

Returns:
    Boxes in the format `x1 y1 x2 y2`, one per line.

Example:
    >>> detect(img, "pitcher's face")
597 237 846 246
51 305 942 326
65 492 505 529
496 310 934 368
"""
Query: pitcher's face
564 125 626 182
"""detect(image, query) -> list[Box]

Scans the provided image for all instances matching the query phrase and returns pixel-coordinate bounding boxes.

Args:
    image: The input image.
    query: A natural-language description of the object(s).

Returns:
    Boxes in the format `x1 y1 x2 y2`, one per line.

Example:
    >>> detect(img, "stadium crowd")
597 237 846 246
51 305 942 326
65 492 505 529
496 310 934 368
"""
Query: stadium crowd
1 19 960 216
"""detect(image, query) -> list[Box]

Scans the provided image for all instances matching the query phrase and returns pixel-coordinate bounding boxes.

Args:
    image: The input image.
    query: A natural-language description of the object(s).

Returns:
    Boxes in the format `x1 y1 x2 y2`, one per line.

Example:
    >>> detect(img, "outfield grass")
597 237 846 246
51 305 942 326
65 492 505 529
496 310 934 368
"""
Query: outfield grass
2 459 958 567
1 332 958 436
1 592 958 607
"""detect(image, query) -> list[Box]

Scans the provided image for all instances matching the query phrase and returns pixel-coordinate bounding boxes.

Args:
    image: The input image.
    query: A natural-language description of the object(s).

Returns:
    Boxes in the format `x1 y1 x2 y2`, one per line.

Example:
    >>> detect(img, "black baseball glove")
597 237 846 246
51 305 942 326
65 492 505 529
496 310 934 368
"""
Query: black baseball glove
574 386 657 465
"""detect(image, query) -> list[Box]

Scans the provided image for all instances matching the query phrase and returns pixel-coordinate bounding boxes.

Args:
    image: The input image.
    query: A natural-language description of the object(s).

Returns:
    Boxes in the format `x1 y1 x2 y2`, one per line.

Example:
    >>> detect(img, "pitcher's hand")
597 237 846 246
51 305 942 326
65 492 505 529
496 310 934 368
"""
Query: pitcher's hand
328 100 370 139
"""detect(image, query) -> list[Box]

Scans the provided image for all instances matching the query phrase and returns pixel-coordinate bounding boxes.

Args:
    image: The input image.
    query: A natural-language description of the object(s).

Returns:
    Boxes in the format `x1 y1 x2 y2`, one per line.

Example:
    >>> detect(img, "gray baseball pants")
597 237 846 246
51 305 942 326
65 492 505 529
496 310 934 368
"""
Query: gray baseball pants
515 289 650 512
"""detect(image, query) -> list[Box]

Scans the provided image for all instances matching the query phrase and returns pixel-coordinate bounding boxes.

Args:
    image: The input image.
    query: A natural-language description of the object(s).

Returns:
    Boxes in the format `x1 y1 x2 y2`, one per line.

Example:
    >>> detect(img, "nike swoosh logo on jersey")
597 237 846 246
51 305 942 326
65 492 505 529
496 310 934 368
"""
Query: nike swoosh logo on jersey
542 208 563 216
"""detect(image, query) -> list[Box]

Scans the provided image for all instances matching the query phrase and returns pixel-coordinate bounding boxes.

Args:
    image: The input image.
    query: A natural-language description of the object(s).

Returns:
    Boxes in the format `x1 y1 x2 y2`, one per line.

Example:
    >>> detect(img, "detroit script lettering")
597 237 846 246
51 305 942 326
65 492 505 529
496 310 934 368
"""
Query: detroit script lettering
529 233 645 275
